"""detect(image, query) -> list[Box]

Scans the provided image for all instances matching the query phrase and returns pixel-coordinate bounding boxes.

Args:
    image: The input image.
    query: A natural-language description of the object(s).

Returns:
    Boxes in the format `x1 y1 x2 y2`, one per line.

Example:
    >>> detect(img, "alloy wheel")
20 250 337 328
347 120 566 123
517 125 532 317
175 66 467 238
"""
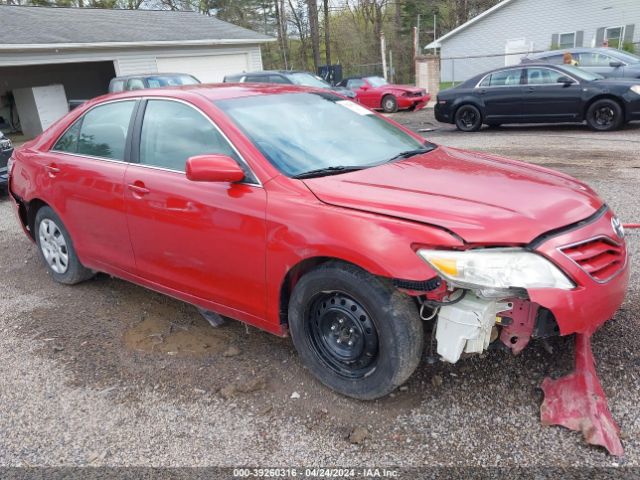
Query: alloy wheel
594 106 615 127
38 218 69 274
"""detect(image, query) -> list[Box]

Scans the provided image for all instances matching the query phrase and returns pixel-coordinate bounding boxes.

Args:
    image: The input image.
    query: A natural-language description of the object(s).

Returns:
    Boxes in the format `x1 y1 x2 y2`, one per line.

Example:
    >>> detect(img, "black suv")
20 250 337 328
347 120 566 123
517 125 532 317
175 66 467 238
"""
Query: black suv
223 70 356 99
0 132 13 193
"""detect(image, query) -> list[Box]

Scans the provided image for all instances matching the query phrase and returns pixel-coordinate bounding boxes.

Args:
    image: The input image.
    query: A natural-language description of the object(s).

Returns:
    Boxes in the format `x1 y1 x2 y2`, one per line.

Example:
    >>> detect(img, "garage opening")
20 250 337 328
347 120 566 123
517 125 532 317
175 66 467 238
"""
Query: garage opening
0 61 115 138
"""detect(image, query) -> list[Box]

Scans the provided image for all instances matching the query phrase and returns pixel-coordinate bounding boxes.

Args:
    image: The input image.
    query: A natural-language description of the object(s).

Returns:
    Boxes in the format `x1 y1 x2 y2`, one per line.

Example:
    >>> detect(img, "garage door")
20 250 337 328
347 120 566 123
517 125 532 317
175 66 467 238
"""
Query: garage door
156 53 249 83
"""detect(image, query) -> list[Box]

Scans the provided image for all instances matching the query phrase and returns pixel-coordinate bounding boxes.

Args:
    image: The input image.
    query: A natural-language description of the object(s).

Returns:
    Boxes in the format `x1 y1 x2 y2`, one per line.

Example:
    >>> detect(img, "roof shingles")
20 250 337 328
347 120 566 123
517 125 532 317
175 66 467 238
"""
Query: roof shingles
0 5 273 45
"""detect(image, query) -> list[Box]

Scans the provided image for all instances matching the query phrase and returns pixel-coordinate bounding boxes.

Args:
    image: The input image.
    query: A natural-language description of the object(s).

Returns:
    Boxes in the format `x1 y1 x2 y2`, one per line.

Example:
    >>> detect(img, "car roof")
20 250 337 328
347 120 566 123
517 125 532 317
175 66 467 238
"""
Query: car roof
526 47 625 58
112 73 197 81
227 70 314 77
479 62 569 75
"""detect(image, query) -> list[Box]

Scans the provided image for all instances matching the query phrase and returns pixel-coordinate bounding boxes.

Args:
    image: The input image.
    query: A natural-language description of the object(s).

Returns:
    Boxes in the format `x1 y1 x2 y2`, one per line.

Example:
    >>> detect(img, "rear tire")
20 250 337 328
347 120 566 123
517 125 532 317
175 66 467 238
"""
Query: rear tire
454 104 483 132
34 206 94 285
288 262 424 400
382 95 398 113
586 99 623 131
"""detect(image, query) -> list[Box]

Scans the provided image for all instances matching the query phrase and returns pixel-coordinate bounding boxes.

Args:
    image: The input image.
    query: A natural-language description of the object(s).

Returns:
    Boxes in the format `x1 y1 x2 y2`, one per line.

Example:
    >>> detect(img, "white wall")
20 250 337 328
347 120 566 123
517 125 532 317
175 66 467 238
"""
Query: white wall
0 44 264 74
438 0 640 82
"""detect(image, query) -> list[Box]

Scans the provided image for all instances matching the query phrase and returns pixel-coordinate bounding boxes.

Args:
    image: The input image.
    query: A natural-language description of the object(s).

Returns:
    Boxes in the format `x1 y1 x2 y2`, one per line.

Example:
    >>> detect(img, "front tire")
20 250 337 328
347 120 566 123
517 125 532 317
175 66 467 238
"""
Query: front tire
35 206 94 285
288 262 424 400
586 99 623 131
454 104 483 132
381 95 398 113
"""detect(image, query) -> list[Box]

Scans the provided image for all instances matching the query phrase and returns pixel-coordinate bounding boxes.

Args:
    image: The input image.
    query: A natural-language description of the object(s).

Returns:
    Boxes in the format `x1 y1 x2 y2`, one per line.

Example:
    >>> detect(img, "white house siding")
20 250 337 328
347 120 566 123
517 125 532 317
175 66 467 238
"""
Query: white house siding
438 0 640 82
0 44 263 75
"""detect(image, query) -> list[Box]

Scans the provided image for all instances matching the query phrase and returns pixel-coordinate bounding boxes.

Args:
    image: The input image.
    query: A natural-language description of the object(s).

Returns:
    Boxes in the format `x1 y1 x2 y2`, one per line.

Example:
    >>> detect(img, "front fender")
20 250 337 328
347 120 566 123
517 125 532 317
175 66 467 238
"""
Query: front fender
264 176 463 327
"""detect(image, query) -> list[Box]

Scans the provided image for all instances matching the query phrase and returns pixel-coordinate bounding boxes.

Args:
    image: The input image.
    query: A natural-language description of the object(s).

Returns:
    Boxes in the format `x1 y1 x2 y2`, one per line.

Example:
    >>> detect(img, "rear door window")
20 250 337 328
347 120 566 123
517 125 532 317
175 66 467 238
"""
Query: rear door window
53 101 136 161
486 69 523 86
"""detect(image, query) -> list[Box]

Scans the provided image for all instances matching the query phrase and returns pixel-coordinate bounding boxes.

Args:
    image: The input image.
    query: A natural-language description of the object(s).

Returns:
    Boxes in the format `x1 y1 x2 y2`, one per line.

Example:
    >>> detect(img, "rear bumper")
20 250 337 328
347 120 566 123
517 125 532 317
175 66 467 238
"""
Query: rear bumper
529 208 629 335
0 169 7 192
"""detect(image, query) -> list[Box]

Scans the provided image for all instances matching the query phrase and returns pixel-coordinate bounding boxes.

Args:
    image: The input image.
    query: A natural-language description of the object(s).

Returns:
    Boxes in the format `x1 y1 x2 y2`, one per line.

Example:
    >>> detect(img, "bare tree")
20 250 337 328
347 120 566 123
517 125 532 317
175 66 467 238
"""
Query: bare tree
307 0 320 70
323 0 331 66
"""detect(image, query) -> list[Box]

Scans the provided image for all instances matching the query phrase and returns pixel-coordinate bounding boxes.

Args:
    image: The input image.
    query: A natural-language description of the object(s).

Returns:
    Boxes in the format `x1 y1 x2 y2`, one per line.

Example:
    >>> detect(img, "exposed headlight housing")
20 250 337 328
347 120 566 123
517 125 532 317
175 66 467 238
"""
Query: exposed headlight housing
631 85 640 95
417 248 575 290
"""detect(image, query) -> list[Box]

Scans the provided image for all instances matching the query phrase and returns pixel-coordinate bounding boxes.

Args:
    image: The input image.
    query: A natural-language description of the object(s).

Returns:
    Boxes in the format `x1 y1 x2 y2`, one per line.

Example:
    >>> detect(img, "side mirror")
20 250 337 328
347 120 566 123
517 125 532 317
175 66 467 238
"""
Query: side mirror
557 76 576 85
609 61 624 68
359 84 370 91
186 154 245 183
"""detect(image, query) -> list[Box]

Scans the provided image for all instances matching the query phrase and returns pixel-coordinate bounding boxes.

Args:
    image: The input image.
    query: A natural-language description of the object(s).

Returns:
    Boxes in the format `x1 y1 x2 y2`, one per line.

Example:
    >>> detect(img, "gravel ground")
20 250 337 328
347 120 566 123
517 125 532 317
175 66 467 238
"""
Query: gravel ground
1 110 639 470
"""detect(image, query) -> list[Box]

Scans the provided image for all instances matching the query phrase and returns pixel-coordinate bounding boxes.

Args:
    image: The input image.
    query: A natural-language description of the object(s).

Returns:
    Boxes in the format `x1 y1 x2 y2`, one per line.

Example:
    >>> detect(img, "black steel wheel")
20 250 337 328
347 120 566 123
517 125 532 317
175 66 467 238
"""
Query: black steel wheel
586 99 623 131
454 104 482 132
306 292 379 379
288 262 424 400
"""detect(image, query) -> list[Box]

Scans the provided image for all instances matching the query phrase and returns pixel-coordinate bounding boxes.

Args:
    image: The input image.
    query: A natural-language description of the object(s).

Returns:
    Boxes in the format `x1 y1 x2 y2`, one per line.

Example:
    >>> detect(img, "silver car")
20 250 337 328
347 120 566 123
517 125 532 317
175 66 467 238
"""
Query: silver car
523 48 640 79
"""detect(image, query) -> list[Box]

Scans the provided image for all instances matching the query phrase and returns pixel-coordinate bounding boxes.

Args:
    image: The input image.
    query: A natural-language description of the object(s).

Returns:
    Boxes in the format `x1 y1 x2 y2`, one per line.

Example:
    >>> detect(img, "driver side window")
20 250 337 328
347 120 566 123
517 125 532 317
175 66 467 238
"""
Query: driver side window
138 100 238 173
347 79 365 90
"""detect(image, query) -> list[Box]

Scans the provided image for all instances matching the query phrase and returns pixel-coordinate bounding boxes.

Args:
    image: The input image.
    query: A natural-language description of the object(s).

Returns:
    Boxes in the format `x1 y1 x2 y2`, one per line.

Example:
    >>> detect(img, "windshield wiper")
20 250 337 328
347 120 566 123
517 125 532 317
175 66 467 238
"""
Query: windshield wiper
292 165 365 179
386 145 435 162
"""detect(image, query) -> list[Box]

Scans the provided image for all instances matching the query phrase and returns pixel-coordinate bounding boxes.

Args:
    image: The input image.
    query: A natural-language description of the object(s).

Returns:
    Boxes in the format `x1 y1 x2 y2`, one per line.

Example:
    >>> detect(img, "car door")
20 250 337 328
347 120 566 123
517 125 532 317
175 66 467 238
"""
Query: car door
475 68 525 122
123 98 267 316
521 67 582 121
42 99 138 272
347 79 373 107
357 79 382 108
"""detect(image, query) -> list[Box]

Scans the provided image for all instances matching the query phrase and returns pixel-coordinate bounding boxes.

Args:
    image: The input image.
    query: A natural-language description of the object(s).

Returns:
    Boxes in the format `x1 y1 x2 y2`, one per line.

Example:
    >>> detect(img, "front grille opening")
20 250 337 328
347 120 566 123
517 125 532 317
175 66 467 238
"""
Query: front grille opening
561 237 624 282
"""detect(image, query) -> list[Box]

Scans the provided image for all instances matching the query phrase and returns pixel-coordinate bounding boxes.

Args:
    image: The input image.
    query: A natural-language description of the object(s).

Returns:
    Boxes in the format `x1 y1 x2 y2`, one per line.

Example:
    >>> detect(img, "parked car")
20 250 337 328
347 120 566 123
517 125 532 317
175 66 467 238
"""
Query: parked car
109 73 200 93
223 70 356 99
0 131 13 192
523 48 640 79
435 63 640 132
8 85 628 405
336 76 430 113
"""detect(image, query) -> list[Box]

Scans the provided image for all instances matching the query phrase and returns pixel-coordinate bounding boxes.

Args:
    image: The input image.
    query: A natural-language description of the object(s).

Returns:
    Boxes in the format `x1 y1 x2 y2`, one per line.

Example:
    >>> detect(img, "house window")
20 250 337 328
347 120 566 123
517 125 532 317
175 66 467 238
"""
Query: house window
605 26 624 48
559 32 576 49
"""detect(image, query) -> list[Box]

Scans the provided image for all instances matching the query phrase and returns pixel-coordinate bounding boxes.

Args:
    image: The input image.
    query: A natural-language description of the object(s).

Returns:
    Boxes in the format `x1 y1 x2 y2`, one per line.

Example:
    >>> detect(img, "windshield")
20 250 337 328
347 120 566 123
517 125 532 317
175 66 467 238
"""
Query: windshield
146 75 200 88
559 65 603 81
288 73 331 88
365 76 388 87
216 92 430 177
610 50 640 64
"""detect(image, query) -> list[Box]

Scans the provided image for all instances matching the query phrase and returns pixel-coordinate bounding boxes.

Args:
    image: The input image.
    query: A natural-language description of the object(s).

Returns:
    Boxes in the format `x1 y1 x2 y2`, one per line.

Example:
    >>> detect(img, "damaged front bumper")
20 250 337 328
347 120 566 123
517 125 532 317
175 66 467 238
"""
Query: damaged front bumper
421 206 629 455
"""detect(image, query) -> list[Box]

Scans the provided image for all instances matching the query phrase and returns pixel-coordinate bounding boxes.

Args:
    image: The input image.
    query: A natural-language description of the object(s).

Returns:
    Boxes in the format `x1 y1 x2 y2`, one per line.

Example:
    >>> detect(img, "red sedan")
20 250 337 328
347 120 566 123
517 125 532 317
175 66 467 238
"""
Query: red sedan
337 75 431 112
7 85 629 453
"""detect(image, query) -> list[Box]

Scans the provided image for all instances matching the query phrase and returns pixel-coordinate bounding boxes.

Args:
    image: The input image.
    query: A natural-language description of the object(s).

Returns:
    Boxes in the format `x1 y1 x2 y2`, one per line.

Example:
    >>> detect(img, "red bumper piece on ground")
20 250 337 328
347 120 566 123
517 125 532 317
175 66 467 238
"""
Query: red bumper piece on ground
540 333 623 456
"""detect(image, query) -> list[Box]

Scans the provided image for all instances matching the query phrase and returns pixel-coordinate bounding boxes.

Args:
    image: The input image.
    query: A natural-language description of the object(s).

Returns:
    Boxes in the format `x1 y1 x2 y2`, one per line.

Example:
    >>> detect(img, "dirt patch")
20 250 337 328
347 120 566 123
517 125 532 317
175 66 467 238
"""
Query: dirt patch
123 314 229 357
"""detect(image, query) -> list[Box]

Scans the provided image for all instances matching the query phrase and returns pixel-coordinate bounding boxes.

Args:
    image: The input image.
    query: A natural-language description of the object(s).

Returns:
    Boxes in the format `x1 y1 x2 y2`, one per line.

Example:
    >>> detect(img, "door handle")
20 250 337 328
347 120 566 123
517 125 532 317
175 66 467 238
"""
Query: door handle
128 182 150 197
44 164 60 178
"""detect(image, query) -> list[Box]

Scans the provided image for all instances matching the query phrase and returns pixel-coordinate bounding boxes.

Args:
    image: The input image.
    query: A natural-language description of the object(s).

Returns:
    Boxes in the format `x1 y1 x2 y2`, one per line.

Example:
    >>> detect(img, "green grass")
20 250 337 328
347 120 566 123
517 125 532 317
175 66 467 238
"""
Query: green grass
439 81 459 91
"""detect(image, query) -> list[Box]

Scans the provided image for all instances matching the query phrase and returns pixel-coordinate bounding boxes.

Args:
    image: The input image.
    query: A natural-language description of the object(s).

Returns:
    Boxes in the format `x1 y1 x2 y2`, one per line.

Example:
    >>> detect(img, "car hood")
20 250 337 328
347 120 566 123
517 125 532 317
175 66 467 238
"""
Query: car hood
591 77 640 86
302 146 602 244
389 85 425 94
